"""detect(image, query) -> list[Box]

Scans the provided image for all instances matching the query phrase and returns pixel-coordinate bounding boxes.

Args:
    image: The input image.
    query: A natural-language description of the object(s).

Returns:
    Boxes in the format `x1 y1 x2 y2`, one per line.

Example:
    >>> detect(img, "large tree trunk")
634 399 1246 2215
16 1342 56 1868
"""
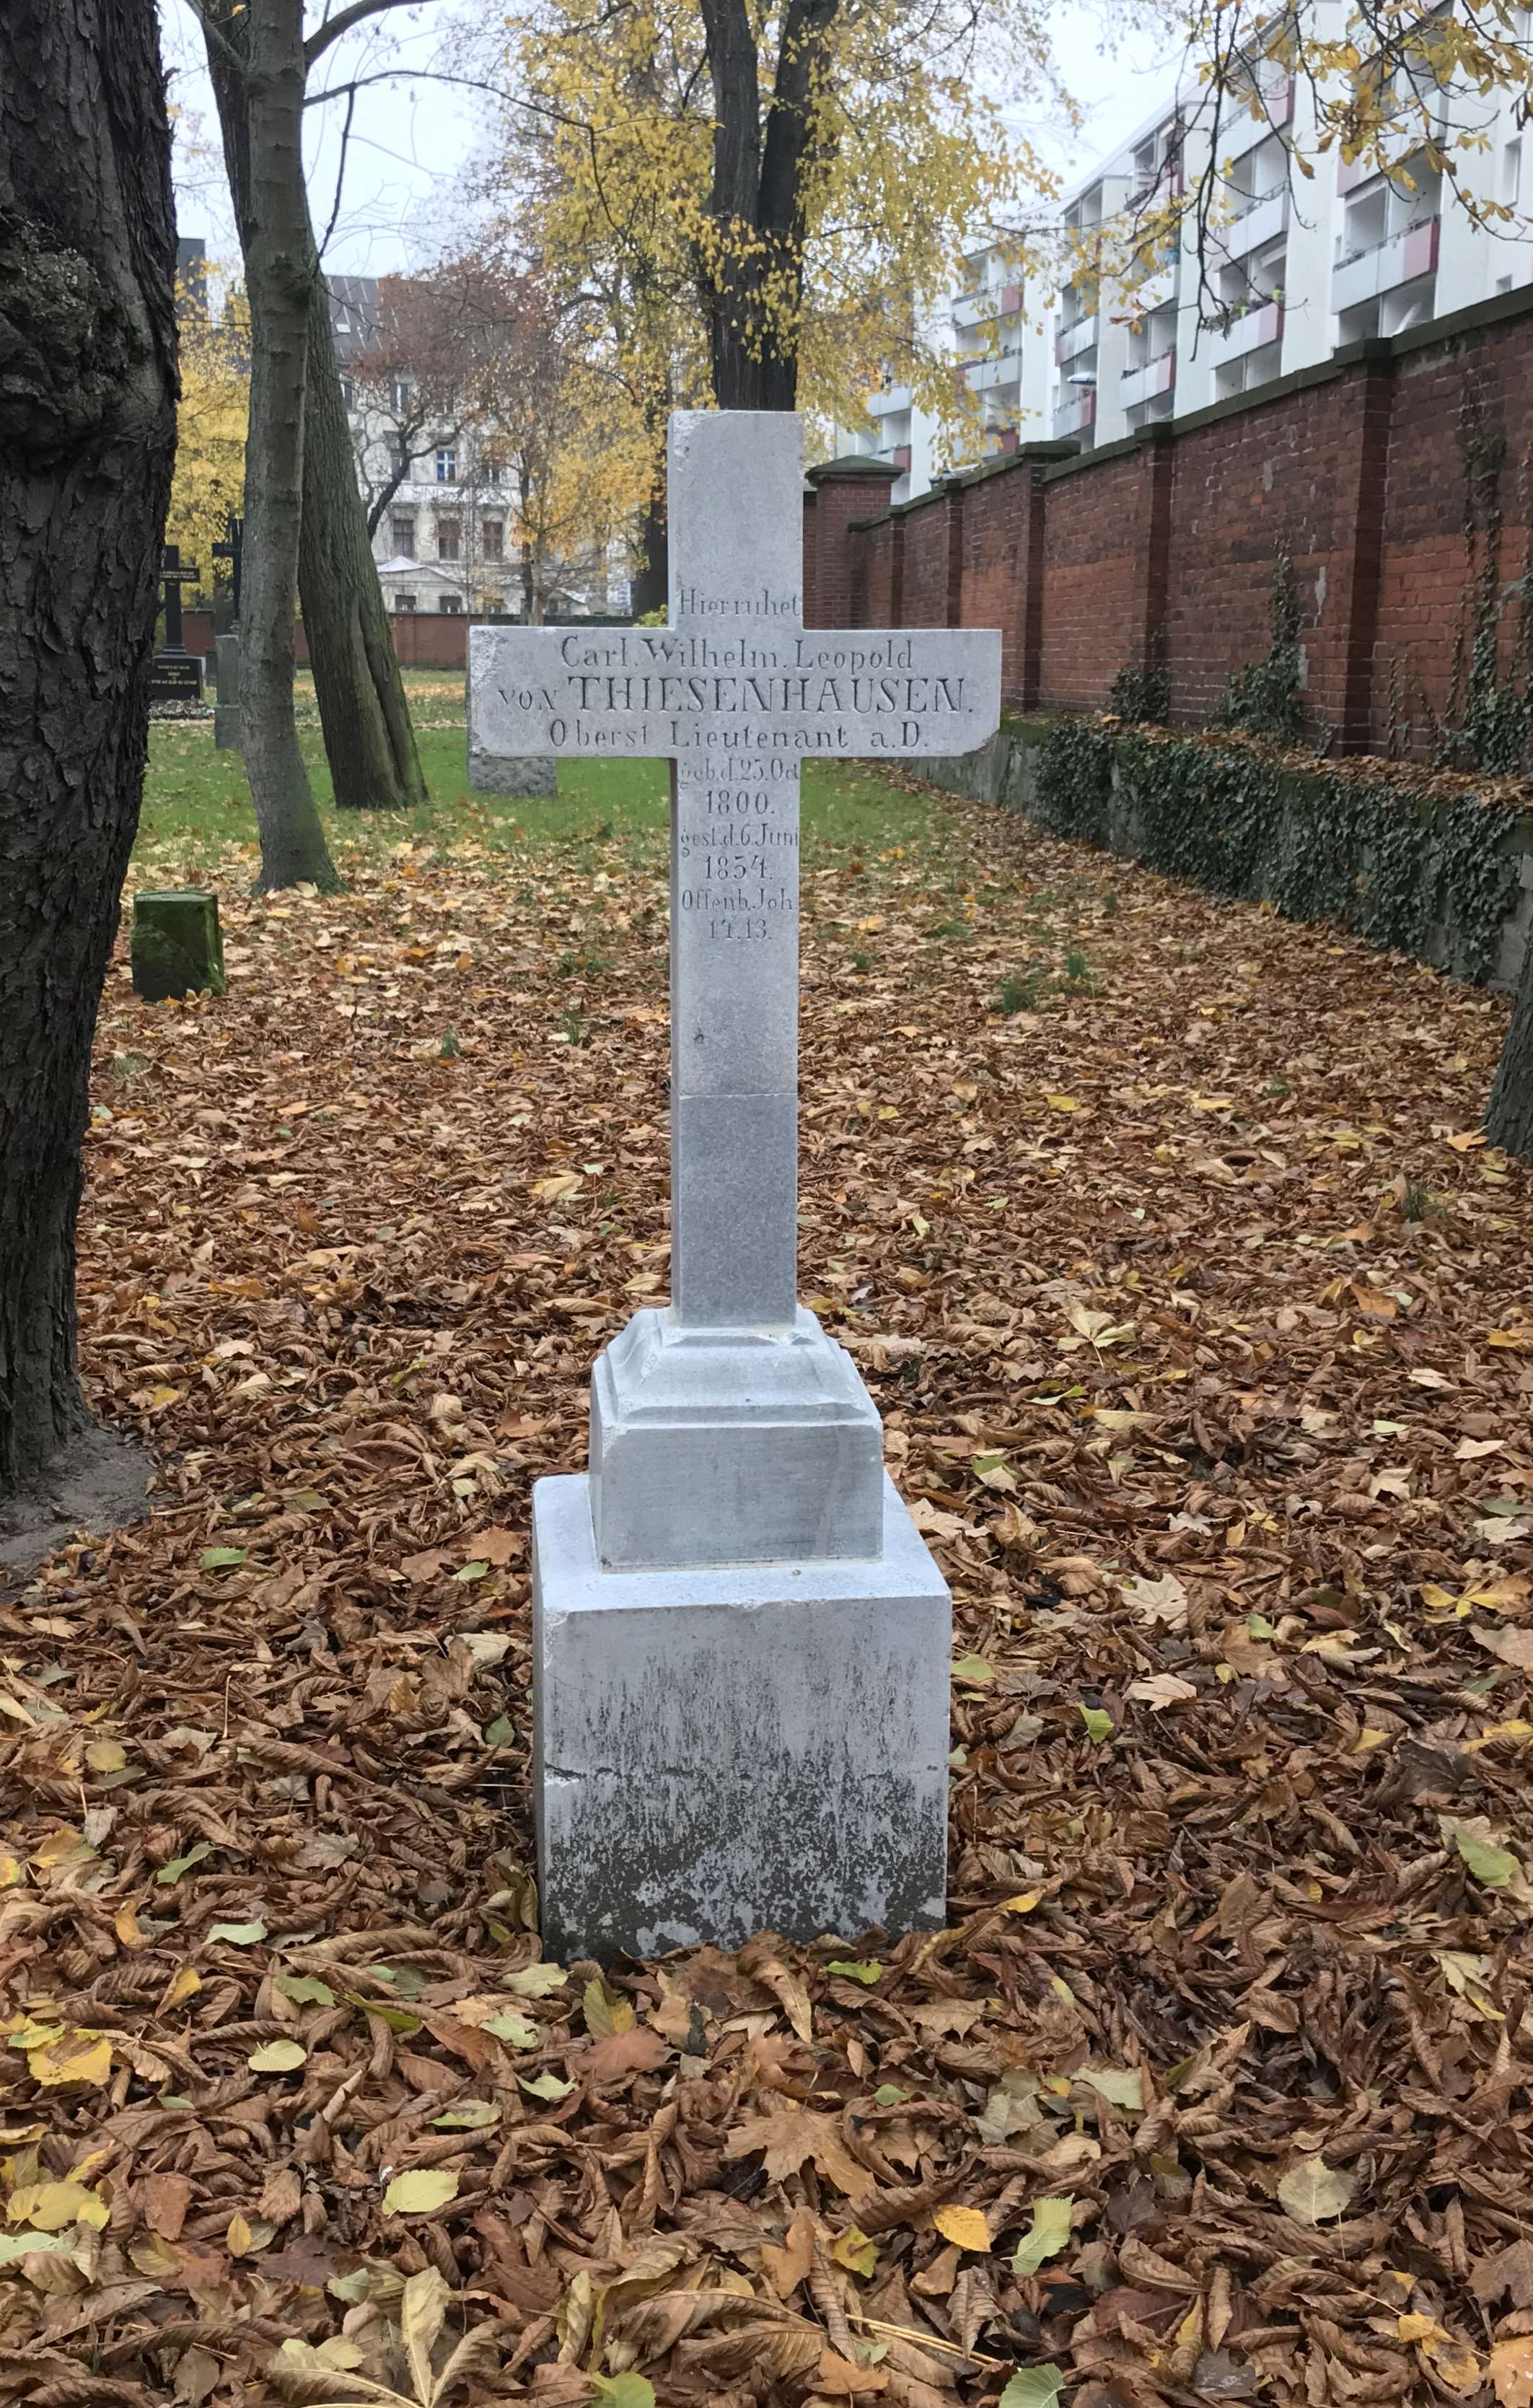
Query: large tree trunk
0 0 177 1505
202 0 424 818
631 390 670 613
698 0 838 409
1486 946 1533 1160
630 486 668 616
240 0 339 891
299 295 428 811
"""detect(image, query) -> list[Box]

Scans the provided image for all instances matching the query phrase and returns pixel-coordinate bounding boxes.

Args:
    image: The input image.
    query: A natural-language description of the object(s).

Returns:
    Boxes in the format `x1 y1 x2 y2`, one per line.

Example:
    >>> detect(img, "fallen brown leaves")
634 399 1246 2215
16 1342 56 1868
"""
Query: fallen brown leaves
2 783 1532 2407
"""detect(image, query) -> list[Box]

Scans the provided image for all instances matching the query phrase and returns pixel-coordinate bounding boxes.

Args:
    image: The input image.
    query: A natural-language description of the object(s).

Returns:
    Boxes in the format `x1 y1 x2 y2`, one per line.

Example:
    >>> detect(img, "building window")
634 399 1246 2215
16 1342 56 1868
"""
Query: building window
341 375 354 409
483 457 504 486
391 377 414 413
483 520 504 561
436 516 461 561
439 595 463 615
435 445 456 483
395 592 417 614
391 515 416 559
484 591 505 613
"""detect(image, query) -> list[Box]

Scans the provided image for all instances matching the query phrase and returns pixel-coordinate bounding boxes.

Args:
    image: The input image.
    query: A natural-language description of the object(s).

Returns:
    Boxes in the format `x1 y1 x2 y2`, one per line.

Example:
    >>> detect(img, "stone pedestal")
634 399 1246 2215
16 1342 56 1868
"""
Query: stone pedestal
532 1472 949 1961
589 1308 882 1569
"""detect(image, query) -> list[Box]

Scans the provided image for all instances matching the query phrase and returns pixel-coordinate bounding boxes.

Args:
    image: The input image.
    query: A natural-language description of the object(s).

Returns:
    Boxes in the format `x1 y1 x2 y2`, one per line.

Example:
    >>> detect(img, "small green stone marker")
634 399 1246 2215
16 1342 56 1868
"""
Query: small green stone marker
131 890 226 1002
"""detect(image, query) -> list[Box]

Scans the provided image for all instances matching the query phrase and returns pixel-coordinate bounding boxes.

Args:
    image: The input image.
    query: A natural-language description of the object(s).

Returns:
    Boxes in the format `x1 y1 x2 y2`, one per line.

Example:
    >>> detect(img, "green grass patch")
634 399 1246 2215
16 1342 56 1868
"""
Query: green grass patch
136 671 957 885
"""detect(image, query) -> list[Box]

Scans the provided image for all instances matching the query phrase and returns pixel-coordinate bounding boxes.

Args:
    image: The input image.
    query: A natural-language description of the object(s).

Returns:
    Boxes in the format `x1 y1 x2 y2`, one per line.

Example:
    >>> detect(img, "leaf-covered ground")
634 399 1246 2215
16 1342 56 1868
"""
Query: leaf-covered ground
5 738 1533 2408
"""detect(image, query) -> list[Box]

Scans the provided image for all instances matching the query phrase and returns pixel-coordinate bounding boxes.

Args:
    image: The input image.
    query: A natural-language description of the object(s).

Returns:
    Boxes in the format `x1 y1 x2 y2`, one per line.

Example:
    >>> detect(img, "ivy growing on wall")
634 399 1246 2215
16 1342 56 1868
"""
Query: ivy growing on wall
1107 660 1170 727
1222 551 1306 744
1032 718 1523 984
1431 378 1533 776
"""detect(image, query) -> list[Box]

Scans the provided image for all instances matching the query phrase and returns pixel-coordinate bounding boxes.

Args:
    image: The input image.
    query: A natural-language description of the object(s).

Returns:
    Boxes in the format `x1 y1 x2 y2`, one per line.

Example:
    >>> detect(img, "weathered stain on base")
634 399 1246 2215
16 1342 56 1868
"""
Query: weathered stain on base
532 1474 950 1961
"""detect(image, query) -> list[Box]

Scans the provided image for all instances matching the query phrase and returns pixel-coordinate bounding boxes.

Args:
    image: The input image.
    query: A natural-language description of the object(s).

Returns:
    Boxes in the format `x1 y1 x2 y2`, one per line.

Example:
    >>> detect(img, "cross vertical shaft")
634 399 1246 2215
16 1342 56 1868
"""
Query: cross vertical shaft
667 413 802 1330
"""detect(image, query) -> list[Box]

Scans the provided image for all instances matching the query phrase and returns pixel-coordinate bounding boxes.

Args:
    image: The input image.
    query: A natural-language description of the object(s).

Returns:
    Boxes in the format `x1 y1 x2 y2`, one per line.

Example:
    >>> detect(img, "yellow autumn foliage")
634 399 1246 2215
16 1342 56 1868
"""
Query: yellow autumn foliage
488 0 1066 450
165 275 248 578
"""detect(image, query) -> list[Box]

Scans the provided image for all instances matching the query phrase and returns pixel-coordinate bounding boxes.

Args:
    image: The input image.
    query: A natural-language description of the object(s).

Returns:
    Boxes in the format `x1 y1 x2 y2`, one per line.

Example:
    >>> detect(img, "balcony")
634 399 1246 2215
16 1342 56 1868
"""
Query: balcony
866 383 912 416
962 349 1023 395
953 281 1020 330
891 445 911 471
1055 312 1098 365
1120 348 1176 410
1205 297 1284 369
1217 77 1295 165
1216 184 1290 262
1129 261 1177 314
1053 388 1097 439
1332 214 1439 312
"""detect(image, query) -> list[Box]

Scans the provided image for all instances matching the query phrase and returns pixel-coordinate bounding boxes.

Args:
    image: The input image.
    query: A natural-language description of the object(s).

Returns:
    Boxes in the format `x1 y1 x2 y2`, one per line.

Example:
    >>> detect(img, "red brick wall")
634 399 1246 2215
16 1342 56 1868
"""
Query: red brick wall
898 486 963 629
828 290 1533 753
180 612 482 669
855 515 902 629
1037 447 1154 712
1369 316 1533 744
956 454 1045 709
803 464 900 626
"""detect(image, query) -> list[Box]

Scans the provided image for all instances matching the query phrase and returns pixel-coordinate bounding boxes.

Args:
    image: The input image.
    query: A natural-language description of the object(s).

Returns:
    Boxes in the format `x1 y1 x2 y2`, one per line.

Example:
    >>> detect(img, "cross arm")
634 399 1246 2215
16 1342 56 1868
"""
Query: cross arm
469 622 1002 764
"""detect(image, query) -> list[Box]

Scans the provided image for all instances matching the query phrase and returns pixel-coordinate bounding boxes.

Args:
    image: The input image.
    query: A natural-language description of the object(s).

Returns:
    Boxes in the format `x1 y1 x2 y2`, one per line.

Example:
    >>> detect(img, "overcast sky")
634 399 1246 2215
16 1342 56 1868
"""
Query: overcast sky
164 0 1175 281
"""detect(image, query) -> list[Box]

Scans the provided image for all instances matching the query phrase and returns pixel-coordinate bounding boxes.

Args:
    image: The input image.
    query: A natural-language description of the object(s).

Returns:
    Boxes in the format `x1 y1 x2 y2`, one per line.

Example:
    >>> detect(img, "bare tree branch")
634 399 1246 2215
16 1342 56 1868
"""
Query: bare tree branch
304 0 436 73
180 0 248 78
317 78 359 255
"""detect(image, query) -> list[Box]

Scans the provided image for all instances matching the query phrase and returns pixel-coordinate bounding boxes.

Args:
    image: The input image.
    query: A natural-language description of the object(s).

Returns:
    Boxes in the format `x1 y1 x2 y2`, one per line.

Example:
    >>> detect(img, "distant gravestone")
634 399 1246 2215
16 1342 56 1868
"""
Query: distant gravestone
471 412 1001 1962
213 631 242 751
131 892 225 1001
149 546 206 707
465 621 556 800
211 514 242 750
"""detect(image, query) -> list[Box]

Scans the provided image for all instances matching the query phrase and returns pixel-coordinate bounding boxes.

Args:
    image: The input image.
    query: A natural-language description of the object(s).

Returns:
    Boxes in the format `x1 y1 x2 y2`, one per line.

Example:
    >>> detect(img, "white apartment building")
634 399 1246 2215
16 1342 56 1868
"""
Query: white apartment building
844 12 1533 496
860 238 1051 499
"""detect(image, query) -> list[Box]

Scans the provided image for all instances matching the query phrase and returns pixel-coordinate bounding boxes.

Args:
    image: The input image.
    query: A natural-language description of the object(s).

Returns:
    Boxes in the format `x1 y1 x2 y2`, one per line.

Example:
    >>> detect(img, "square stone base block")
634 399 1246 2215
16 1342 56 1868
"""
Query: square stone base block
532 1471 950 1962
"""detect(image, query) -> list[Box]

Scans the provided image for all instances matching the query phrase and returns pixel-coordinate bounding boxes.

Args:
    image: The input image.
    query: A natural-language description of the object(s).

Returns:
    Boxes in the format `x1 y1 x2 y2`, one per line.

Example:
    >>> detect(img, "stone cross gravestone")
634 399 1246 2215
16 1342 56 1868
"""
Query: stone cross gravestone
470 411 1001 1961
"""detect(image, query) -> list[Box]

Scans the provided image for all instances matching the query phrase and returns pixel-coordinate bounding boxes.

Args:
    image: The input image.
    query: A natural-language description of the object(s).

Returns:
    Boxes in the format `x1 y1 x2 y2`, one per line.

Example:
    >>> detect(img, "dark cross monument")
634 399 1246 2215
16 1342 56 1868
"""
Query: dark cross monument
149 546 205 707
211 514 242 750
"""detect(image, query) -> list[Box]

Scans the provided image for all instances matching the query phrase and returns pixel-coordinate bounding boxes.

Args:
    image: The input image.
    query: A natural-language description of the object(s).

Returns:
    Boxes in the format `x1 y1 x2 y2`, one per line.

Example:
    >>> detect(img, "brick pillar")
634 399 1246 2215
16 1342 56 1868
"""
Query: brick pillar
803 457 901 626
1328 341 1394 753
802 490 820 625
979 440 1076 708
1130 424 1176 692
934 475 965 626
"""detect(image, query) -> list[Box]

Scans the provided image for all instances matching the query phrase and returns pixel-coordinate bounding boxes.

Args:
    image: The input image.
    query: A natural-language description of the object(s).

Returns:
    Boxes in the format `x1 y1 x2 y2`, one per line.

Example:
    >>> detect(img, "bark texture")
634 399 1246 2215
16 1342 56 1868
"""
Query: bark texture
698 0 838 410
1486 945 1533 1160
238 0 340 891
299 297 428 810
0 0 177 1497
202 0 424 814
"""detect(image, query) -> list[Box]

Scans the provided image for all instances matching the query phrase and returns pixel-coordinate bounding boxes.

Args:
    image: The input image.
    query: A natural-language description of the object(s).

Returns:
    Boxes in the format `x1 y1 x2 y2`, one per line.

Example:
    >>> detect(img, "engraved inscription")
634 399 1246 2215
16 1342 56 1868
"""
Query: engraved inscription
677 754 799 948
